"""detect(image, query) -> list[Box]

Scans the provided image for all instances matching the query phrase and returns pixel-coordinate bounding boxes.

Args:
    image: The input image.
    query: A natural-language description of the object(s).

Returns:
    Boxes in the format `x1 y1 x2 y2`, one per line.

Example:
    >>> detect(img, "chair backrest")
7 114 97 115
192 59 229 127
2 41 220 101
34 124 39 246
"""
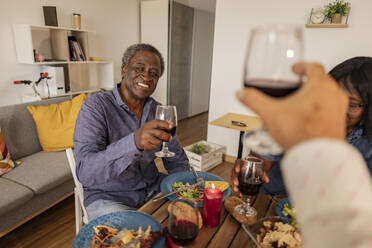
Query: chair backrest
66 148 88 224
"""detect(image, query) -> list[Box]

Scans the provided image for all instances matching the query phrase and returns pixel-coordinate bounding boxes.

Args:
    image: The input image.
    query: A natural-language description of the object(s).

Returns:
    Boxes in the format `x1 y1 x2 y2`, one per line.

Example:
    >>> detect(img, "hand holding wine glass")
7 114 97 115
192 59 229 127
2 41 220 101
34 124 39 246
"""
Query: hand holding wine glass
243 24 303 156
168 200 199 247
231 158 269 196
134 120 172 150
155 105 178 157
237 62 348 151
234 157 264 217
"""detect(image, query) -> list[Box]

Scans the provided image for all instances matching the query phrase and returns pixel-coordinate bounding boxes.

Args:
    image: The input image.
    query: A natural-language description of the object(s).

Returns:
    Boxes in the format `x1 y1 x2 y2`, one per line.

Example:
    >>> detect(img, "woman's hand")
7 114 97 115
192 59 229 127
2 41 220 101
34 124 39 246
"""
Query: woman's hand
237 63 348 151
231 159 270 196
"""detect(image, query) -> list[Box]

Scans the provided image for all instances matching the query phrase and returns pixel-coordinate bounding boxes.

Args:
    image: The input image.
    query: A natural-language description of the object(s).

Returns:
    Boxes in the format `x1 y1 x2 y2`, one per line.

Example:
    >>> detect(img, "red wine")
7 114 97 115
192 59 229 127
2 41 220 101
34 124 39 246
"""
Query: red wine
244 79 301 97
169 219 198 246
161 126 177 136
238 174 263 196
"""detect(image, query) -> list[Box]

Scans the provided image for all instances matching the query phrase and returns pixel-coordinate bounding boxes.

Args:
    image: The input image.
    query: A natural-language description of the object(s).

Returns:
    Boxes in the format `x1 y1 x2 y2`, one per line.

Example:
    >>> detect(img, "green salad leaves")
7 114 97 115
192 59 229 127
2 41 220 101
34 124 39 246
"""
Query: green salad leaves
282 203 299 228
172 182 200 202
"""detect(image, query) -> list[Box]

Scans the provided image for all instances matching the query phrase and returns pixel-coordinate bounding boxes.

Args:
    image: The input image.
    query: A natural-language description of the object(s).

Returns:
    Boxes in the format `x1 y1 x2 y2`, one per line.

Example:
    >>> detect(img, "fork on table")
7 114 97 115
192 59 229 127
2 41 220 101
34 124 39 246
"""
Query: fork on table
190 166 204 188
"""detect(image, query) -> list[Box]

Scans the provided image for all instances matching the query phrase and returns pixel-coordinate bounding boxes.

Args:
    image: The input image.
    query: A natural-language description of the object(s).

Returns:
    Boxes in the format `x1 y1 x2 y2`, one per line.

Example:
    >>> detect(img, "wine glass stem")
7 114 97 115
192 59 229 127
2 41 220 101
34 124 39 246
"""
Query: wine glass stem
162 142 169 153
243 195 251 211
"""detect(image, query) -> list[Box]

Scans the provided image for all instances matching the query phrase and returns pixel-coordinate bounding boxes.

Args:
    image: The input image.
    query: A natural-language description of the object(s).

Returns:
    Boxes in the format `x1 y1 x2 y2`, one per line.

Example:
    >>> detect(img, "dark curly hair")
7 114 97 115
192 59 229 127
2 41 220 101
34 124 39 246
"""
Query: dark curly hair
329 57 372 136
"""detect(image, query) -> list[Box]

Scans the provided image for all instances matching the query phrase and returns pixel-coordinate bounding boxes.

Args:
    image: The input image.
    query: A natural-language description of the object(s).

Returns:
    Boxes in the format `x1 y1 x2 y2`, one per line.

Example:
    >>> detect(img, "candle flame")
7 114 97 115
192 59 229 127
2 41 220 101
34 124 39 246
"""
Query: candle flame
212 183 215 189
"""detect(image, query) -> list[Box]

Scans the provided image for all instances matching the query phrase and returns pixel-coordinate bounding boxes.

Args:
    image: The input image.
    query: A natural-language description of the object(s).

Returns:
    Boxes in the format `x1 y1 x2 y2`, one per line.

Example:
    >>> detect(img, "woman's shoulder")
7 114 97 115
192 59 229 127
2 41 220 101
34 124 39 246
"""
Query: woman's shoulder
348 131 372 160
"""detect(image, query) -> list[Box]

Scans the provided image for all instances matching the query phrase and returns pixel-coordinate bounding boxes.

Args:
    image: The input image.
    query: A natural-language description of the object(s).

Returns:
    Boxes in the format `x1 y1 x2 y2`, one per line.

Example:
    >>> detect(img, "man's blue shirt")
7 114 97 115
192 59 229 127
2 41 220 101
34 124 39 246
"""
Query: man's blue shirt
73 84 189 208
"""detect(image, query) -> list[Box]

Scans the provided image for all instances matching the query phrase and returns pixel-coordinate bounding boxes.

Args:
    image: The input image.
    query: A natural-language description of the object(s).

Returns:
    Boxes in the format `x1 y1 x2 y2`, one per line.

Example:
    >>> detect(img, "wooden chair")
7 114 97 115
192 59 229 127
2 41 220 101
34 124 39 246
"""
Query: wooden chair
66 148 88 233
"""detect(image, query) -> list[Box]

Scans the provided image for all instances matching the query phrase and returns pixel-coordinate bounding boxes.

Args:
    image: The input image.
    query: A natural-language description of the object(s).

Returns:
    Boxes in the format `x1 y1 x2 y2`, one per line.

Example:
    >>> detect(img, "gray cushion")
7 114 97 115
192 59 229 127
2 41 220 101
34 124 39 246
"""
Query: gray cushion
3 151 72 194
0 178 34 216
0 96 72 160
0 179 74 233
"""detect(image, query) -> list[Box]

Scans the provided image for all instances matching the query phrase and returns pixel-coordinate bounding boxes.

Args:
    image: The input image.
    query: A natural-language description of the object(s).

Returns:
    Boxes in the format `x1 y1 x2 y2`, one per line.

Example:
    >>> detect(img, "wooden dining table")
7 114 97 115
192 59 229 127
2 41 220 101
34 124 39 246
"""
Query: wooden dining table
138 161 283 248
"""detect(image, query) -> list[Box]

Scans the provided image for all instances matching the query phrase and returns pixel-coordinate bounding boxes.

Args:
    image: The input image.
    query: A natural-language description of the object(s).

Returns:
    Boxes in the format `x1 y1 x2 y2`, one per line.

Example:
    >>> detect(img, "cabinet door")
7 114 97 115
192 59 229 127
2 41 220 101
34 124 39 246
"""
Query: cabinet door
50 29 69 61
68 63 90 92
67 63 114 93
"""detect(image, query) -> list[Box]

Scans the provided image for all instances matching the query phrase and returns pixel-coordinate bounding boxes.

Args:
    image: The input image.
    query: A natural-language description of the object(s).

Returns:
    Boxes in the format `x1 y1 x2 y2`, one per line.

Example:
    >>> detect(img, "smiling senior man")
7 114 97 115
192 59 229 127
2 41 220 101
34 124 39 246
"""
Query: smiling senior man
73 43 189 221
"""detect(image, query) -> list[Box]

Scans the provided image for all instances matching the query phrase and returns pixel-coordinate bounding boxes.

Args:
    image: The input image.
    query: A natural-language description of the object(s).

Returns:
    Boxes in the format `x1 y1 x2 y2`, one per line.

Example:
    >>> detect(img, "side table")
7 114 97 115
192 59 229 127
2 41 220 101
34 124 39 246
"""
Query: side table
209 113 262 159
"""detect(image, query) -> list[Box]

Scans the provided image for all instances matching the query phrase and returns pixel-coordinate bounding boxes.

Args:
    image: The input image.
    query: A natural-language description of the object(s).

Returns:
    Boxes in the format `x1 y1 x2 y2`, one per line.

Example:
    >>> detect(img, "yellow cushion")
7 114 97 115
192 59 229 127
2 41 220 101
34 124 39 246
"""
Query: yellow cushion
27 94 86 152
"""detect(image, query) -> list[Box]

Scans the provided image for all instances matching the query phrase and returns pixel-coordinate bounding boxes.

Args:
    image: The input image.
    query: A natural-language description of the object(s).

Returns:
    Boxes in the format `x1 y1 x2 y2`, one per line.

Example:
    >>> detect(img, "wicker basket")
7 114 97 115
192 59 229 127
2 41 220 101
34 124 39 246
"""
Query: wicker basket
184 140 226 171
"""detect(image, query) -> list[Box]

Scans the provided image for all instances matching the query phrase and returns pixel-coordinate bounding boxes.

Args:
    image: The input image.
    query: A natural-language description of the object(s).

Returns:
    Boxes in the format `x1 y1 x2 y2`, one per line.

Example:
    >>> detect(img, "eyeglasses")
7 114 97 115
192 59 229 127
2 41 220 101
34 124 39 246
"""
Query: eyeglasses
348 103 366 112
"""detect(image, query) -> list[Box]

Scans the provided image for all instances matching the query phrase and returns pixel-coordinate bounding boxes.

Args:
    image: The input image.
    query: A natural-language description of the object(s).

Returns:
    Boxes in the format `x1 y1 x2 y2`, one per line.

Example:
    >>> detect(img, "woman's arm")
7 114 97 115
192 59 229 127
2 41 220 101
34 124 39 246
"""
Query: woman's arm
283 139 372 248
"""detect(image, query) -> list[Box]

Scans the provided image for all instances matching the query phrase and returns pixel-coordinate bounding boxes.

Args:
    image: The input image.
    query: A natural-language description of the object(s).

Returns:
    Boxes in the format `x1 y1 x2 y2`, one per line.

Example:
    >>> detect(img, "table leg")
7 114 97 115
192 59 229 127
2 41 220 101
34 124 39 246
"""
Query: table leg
237 131 244 159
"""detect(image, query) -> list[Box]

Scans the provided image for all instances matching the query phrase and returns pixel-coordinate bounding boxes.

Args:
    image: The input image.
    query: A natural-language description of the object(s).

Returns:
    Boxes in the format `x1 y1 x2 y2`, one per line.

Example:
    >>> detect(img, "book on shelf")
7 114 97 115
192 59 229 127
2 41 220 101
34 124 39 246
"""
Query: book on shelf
68 36 77 61
74 40 86 61
68 36 86 61
72 41 81 61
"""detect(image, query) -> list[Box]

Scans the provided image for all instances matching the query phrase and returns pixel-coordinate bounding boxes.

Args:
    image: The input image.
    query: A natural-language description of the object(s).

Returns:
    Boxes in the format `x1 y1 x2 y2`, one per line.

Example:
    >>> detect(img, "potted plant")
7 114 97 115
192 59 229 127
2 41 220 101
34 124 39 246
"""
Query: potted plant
191 143 208 155
324 0 350 23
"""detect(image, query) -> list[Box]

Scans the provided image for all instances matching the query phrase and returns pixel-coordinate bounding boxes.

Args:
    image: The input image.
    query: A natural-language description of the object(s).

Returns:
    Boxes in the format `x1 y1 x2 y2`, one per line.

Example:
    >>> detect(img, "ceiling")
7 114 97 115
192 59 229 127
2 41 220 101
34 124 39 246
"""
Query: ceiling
173 0 216 13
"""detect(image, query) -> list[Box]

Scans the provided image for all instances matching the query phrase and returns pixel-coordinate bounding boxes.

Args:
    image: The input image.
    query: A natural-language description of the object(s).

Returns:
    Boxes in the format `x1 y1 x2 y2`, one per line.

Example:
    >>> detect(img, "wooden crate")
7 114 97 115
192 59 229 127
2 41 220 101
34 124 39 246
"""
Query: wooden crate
184 140 226 171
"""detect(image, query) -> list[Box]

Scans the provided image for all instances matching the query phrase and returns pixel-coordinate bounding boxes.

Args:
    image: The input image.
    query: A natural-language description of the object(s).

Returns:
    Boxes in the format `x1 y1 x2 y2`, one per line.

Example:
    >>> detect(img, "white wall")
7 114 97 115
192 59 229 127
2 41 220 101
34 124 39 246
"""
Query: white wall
208 0 372 157
0 0 140 106
140 0 169 105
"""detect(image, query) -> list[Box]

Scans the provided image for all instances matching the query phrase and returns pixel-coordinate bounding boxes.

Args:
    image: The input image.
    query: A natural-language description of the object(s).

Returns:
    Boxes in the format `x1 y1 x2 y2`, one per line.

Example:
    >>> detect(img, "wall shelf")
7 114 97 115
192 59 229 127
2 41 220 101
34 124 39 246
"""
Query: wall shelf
22 24 94 33
40 88 113 100
23 61 113 65
13 24 114 95
305 24 348 28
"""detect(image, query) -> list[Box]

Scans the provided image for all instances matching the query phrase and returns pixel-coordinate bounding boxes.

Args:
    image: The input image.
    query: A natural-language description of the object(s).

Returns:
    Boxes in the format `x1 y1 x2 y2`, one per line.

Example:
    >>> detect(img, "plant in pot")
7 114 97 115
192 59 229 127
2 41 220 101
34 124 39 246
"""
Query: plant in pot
324 0 350 24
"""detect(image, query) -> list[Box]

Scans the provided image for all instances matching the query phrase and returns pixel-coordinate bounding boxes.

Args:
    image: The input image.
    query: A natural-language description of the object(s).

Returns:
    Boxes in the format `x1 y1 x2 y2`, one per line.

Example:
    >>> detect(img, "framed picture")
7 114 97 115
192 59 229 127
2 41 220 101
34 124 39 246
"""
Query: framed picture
43 6 58 27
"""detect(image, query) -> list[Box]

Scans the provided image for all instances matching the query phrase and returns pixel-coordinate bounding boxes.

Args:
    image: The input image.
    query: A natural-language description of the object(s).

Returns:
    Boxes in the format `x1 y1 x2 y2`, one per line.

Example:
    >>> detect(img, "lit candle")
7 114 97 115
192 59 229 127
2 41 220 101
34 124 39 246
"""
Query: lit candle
202 183 223 227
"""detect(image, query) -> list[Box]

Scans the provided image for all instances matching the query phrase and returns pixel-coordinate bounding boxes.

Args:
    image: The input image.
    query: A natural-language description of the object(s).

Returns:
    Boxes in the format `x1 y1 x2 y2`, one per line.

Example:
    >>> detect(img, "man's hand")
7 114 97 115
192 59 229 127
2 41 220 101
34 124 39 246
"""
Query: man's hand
231 159 269 196
237 63 348 151
134 120 172 150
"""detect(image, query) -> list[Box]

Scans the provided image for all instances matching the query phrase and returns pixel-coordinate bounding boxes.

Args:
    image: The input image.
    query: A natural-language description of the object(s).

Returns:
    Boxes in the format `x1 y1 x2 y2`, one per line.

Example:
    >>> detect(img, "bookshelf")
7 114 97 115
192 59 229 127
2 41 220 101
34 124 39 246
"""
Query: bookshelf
13 24 114 95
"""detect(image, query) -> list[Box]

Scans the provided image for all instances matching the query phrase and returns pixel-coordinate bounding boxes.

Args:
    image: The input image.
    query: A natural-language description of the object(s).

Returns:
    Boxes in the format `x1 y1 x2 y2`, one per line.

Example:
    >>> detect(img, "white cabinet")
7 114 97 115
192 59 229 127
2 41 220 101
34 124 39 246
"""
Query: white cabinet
13 24 114 96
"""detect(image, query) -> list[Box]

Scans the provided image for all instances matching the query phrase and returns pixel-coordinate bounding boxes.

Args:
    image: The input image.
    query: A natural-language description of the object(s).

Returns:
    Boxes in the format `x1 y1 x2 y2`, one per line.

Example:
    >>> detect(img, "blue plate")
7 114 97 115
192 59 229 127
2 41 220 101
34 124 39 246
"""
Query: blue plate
275 198 292 223
160 171 232 207
73 210 165 248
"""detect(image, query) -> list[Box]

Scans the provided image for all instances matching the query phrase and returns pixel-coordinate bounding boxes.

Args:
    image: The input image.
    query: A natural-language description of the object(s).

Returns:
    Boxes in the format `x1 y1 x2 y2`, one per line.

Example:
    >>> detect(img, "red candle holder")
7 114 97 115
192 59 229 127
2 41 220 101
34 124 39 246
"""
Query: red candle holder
202 184 223 227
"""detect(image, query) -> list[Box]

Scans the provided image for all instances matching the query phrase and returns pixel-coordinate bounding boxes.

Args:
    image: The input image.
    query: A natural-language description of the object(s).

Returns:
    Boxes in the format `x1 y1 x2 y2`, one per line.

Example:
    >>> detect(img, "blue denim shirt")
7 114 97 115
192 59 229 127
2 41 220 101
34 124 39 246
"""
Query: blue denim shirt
73 84 189 208
261 127 372 195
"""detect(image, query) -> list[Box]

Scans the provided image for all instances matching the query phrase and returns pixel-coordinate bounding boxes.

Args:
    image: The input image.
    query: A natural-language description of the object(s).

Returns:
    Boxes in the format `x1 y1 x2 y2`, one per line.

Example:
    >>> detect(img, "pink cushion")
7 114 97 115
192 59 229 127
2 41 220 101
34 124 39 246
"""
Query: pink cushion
0 129 18 176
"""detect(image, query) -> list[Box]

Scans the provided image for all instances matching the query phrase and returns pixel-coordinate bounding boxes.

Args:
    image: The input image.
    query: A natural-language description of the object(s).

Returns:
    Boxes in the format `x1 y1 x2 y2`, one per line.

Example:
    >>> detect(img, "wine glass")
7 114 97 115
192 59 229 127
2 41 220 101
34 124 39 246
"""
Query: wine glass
168 200 199 247
234 156 264 217
155 105 177 157
243 24 303 155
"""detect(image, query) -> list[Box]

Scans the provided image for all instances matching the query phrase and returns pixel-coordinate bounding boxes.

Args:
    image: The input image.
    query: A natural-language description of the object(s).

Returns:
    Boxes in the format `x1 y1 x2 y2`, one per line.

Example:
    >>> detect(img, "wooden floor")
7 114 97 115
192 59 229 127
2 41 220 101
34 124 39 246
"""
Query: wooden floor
0 112 210 248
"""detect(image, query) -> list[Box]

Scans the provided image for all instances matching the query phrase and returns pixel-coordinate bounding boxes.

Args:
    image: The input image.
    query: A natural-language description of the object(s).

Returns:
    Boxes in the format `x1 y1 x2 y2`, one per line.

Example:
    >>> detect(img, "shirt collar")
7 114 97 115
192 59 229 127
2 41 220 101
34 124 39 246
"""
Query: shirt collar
113 83 127 109
347 126 363 143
